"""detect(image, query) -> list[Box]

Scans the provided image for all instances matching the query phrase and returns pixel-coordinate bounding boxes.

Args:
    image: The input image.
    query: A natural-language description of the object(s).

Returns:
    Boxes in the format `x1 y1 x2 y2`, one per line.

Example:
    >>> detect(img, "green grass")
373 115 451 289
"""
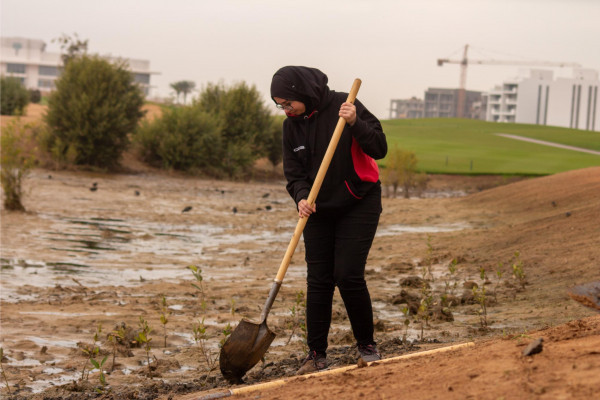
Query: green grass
380 118 600 175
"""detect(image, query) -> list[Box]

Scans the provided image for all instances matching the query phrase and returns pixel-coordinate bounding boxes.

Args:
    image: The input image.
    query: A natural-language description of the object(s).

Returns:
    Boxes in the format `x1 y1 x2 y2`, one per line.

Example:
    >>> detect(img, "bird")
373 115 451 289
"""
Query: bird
89 182 98 192
181 206 192 213
232 207 238 214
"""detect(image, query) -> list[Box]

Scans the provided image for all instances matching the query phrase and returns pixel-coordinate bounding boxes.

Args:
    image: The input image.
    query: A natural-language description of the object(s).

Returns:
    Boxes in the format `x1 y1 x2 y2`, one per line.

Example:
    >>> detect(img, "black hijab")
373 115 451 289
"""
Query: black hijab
270 66 331 115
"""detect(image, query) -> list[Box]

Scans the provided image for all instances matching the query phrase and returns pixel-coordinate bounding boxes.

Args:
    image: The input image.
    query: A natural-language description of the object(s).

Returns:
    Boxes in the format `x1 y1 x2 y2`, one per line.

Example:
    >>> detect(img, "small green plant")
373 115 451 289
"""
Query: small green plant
511 251 526 290
188 265 207 310
286 290 307 351
0 347 11 396
80 324 108 388
107 324 126 372
159 296 170 348
192 318 217 375
136 316 153 377
472 267 489 328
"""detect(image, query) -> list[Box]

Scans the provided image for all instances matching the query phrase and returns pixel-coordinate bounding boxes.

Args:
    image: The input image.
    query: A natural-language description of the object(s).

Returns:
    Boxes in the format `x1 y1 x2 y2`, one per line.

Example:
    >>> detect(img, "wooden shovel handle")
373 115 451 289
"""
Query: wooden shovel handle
274 78 362 283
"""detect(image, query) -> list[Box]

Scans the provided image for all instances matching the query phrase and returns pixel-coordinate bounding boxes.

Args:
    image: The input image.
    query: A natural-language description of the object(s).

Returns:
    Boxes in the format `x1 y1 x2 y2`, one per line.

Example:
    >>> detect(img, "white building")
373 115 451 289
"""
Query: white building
486 68 599 131
1 37 156 96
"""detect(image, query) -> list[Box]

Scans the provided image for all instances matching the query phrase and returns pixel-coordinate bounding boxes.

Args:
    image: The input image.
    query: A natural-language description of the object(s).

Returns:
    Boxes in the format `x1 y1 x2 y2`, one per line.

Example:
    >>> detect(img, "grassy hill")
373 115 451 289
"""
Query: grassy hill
380 118 600 175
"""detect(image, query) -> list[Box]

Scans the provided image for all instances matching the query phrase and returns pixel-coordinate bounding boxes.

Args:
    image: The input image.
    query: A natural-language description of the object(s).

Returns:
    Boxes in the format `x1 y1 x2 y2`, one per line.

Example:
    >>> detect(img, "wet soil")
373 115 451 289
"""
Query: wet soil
1 106 599 399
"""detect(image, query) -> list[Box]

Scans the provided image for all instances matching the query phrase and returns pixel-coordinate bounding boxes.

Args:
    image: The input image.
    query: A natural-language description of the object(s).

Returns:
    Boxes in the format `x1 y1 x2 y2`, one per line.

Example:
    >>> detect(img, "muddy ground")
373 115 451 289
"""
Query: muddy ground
1 106 599 399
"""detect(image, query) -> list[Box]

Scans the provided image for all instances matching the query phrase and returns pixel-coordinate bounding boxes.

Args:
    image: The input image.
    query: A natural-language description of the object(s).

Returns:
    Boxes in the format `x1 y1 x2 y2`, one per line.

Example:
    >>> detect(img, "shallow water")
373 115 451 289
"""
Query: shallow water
1 211 470 302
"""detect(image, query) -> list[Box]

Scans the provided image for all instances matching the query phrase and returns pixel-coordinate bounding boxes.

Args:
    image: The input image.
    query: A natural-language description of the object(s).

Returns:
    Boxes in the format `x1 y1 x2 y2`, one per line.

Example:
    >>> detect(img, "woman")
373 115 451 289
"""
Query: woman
270 66 388 374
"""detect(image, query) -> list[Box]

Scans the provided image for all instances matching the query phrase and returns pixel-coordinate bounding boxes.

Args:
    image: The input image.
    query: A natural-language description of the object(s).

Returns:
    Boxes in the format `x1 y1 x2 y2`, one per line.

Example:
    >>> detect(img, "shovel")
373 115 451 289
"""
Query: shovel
219 78 362 383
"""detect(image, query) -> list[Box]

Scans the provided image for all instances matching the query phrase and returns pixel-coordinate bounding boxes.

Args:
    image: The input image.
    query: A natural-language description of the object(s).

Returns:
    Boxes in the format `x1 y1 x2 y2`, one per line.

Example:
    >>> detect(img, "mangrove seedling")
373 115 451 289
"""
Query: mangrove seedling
511 251 526 290
137 316 153 377
286 290 307 351
444 258 459 295
493 263 504 303
159 296 170 348
401 307 411 347
230 298 236 316
424 234 434 281
472 267 489 328
188 264 207 310
417 278 433 340
0 347 11 396
219 323 232 349
80 324 108 387
192 318 217 374
107 324 127 372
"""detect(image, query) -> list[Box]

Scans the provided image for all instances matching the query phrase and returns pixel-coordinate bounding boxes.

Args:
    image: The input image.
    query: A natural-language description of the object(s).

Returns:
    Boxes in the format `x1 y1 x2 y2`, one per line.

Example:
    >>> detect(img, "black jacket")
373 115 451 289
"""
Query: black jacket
273 68 387 214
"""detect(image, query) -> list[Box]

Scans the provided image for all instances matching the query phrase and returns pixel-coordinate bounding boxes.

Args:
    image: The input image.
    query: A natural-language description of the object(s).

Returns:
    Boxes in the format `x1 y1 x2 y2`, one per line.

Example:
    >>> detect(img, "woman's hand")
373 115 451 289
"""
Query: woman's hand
298 199 316 218
339 102 357 126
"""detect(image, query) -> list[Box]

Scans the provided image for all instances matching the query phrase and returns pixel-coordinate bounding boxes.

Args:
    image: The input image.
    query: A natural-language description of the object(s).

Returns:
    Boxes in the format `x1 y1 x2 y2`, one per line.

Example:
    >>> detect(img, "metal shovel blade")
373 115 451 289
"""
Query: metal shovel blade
219 318 276 383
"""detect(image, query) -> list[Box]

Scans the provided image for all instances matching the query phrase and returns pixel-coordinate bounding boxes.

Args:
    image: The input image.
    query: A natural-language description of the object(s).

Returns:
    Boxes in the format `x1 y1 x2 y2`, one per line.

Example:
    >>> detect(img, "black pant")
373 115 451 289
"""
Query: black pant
302 185 381 354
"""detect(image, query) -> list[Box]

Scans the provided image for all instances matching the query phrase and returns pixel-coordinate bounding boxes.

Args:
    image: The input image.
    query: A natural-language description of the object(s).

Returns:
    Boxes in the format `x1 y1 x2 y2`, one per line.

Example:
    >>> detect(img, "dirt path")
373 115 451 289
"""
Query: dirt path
1 164 599 400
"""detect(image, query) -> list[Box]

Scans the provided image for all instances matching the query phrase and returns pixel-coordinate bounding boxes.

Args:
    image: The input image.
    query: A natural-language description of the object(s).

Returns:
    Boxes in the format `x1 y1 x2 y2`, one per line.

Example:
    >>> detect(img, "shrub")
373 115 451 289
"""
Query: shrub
1 76 29 116
44 55 144 169
195 82 273 177
28 89 42 104
1 120 36 211
382 145 428 198
135 105 224 175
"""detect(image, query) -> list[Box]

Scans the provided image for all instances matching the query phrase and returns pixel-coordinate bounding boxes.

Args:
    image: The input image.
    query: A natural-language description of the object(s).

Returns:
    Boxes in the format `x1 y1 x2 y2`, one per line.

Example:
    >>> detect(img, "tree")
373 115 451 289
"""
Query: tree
170 81 184 103
44 55 145 169
1 120 36 211
52 33 88 64
266 116 284 168
170 80 196 104
0 76 29 116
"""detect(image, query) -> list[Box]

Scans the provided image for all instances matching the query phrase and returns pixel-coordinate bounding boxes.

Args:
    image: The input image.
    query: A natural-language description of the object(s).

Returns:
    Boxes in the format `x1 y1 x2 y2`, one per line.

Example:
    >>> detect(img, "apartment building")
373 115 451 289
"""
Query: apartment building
389 97 424 119
486 69 599 131
1 37 155 96
423 88 482 118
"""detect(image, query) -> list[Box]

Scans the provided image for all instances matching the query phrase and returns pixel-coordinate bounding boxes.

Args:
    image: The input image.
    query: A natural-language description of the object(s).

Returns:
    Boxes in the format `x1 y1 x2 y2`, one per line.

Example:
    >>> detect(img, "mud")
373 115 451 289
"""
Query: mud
1 105 599 399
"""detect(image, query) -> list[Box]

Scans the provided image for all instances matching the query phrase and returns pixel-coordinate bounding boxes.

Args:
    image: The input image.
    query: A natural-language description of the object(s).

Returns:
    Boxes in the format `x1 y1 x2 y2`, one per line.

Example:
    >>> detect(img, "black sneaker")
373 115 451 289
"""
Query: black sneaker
357 343 381 362
297 350 327 375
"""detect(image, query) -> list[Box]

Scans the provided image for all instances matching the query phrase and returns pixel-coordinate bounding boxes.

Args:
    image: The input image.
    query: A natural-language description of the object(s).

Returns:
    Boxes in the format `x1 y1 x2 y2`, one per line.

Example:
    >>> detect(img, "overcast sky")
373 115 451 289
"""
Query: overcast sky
2 0 599 119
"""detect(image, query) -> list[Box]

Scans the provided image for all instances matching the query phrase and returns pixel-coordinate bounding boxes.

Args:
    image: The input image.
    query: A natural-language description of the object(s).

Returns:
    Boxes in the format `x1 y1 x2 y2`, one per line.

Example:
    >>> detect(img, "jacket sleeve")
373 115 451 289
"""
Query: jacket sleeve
347 99 388 160
282 121 311 205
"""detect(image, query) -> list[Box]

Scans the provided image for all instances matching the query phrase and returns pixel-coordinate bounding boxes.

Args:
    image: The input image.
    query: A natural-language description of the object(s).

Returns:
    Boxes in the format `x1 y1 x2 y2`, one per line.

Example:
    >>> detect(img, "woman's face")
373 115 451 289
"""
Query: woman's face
273 97 306 115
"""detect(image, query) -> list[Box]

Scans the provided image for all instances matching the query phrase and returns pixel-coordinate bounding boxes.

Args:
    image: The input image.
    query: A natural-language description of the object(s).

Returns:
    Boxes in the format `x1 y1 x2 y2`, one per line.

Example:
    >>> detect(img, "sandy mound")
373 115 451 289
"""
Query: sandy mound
220 315 600 400
463 166 600 215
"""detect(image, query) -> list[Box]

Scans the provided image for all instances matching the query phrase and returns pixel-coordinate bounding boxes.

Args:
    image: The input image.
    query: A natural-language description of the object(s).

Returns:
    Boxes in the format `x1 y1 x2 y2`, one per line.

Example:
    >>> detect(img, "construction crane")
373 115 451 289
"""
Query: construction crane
437 44 582 118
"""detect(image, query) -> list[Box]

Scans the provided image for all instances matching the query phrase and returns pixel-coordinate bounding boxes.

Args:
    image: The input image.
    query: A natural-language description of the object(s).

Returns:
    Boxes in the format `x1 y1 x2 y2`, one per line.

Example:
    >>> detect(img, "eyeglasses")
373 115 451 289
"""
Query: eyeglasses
275 102 294 111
